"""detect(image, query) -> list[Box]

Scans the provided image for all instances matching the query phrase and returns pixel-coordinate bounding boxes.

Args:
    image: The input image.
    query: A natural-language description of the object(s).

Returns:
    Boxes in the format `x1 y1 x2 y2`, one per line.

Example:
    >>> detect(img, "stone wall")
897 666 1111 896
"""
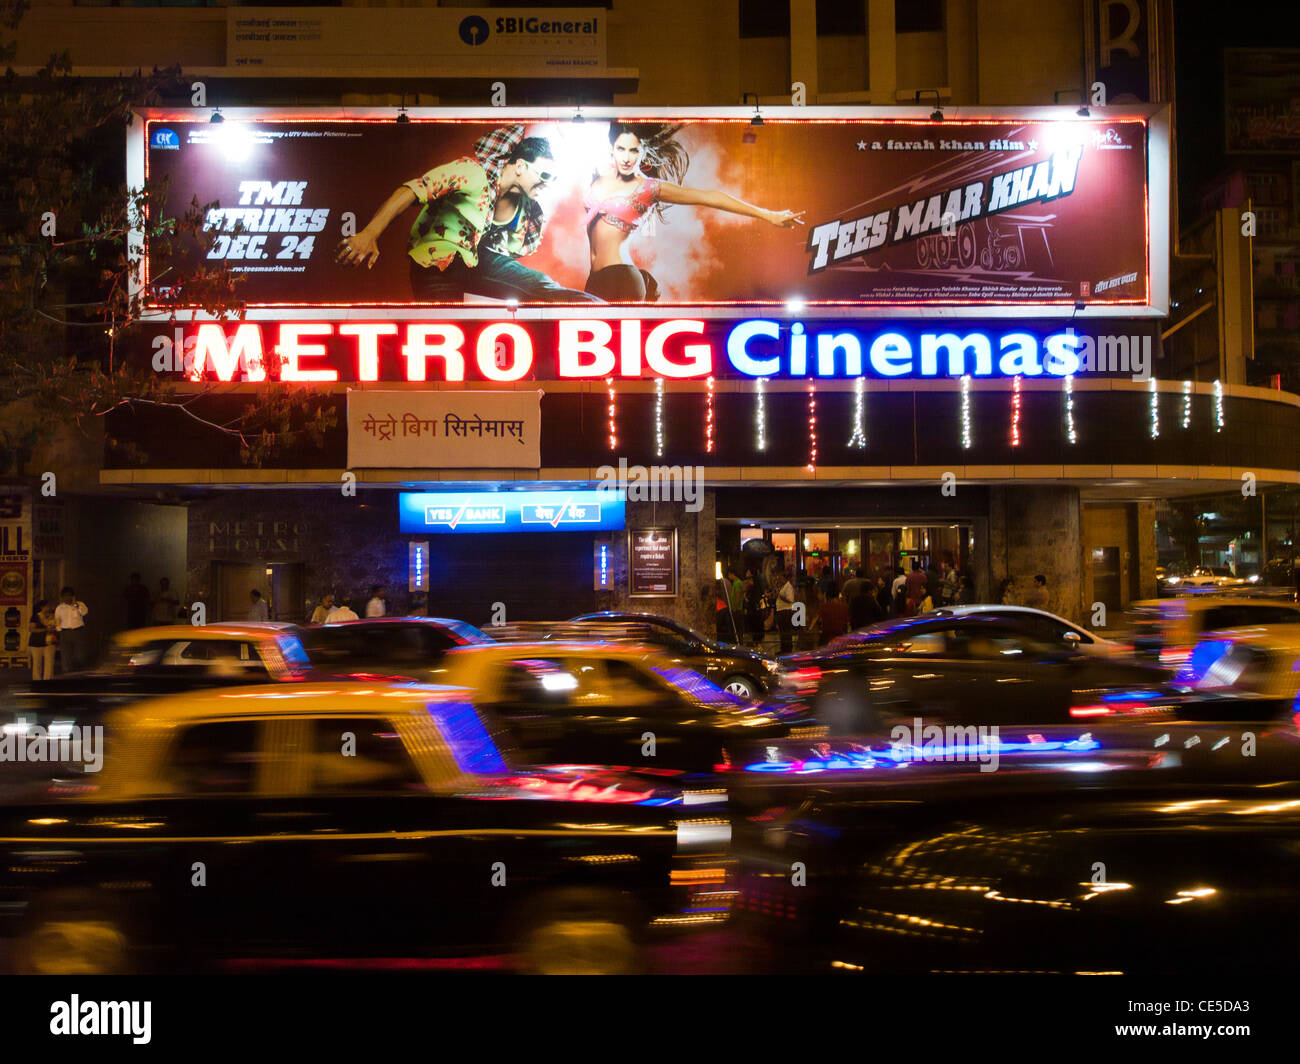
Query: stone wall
988 486 1083 622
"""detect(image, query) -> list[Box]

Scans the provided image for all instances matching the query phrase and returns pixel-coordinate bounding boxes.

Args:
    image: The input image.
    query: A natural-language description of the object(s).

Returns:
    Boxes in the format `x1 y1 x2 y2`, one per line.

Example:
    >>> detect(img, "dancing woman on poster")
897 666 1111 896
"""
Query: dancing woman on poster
584 123 805 302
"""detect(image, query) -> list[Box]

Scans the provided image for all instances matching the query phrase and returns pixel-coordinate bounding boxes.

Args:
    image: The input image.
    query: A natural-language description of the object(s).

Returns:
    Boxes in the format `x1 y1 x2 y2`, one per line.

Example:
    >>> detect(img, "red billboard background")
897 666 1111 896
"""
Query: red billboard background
141 114 1151 308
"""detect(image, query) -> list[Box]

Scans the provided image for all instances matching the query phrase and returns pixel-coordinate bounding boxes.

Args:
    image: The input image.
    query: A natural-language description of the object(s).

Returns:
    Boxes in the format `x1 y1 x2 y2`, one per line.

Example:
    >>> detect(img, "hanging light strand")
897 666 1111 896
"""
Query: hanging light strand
704 375 715 454
1010 374 1022 447
961 375 973 449
806 379 818 472
1182 379 1192 429
654 377 665 457
848 376 867 449
1149 377 1160 439
605 377 618 451
755 377 767 451
1214 379 1225 432
1064 373 1077 445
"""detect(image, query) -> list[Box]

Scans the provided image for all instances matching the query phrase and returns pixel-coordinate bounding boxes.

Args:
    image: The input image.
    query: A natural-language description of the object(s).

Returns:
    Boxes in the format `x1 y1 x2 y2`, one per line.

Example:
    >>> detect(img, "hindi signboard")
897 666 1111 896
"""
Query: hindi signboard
347 390 540 468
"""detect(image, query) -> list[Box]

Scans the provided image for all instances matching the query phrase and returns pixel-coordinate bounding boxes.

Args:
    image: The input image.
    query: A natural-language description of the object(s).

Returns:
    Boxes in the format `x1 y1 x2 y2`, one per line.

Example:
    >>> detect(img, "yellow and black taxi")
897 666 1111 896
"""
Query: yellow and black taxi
0 682 732 975
429 641 793 774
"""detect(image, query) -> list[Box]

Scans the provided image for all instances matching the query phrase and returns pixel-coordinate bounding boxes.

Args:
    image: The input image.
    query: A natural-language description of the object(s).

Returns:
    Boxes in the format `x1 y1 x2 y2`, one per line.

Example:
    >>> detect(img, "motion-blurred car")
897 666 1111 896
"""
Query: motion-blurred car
0 683 732 975
429 641 792 773
555 611 779 699
778 612 1177 730
297 616 494 679
1129 595 1300 665
1163 623 1300 721
730 722 1300 974
924 604 1123 657
1162 566 1254 591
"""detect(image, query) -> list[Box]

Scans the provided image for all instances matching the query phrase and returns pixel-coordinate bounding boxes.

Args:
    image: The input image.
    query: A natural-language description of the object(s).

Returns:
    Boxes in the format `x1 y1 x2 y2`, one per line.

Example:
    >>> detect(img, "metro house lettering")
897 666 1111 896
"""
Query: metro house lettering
209 520 304 553
807 145 1084 271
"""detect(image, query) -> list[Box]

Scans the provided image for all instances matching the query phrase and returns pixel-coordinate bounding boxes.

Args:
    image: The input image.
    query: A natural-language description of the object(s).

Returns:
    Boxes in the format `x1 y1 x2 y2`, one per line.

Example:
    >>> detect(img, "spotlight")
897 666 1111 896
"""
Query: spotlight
573 105 585 123
210 108 224 124
396 106 409 124
931 108 944 122
743 91 763 127
1077 105 1091 118
915 89 942 122
1074 301 1086 312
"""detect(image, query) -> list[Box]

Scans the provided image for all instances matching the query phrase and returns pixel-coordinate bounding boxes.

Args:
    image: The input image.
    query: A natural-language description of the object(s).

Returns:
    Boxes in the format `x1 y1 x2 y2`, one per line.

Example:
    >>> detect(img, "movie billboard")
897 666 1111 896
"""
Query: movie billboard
138 109 1157 309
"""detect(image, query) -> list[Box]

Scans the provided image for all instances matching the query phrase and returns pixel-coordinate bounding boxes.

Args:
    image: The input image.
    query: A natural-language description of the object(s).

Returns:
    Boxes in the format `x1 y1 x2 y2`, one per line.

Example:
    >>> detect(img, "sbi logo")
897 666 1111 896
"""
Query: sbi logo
151 128 180 150
458 15 490 45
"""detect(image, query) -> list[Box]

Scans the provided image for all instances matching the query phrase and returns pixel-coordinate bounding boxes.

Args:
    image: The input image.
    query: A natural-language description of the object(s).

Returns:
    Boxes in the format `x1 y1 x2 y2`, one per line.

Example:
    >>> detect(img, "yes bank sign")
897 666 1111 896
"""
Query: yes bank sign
152 318 1153 383
398 490 625 534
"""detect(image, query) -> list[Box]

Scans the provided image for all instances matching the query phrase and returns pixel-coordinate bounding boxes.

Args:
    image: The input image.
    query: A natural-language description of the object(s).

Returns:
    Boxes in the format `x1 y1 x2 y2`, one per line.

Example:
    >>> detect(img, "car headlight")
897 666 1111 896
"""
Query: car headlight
763 659 780 673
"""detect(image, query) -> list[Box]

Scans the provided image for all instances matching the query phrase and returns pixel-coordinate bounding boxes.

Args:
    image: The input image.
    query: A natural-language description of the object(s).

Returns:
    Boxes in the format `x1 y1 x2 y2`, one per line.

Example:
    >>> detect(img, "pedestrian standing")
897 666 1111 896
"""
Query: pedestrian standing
28 599 56 681
123 573 151 629
365 585 387 618
1026 574 1050 611
818 587 849 645
247 589 270 622
775 567 796 654
326 597 359 622
153 577 180 625
54 587 89 672
310 594 335 625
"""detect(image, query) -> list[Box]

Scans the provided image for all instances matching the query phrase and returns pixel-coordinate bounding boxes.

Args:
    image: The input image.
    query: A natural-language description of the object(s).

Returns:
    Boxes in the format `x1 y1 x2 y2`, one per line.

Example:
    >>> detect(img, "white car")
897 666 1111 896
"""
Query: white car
927 605 1124 657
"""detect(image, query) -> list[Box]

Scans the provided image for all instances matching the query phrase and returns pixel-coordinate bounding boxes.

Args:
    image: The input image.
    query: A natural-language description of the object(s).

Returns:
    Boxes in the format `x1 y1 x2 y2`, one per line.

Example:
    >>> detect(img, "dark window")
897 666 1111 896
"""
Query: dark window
895 0 943 33
817 0 866 36
310 718 427 794
166 721 261 796
741 0 791 38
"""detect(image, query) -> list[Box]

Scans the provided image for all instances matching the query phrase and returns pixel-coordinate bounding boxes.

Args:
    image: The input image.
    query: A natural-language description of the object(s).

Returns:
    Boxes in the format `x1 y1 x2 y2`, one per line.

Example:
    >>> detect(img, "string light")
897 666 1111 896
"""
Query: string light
806 379 817 472
605 377 617 451
654 377 665 457
1064 374 1077 444
704 375 715 454
961 375 972 449
1214 379 1224 432
755 377 767 451
1182 380 1192 429
1010 374 1022 447
1149 377 1159 439
848 376 867 449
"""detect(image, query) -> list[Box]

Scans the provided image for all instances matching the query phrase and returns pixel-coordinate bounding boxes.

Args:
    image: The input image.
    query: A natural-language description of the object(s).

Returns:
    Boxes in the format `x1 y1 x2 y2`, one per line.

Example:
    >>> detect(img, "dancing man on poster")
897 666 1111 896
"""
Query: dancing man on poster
336 124 601 304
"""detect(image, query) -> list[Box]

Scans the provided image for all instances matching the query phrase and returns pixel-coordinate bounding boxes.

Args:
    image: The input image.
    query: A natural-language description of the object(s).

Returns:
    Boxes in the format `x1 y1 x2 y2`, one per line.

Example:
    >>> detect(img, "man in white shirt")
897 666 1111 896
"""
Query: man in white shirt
325 597 359 623
247 589 270 622
54 586 90 672
365 585 387 618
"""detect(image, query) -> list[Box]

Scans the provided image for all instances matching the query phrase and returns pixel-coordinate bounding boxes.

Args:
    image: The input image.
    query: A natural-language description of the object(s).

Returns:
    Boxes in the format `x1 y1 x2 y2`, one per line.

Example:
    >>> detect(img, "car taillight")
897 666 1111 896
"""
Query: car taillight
1070 705 1113 717
1159 645 1192 666
787 666 822 688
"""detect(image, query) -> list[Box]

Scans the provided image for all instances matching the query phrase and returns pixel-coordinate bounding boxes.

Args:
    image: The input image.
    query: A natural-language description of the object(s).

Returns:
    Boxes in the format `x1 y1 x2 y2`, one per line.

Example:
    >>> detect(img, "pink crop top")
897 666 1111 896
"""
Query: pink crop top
583 177 661 233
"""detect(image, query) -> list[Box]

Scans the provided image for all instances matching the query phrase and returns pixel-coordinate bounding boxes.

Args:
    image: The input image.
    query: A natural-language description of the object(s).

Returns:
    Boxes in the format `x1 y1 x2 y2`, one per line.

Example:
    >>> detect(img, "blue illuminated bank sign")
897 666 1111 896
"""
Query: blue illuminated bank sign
398 490 626 534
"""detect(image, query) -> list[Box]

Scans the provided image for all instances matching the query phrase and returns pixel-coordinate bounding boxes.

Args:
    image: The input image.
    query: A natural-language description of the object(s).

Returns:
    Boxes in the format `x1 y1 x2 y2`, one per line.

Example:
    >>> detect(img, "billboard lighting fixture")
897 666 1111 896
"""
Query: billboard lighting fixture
785 297 805 314
1074 301 1086 312
573 105 585 124
742 92 763 128
915 89 942 121
1053 88 1089 117
396 106 410 124
209 109 224 124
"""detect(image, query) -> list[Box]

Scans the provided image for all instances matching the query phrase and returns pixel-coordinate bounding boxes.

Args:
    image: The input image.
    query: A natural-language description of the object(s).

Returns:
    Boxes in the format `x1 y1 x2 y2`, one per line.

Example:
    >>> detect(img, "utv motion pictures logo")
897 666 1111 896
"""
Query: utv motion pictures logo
1 718 104 772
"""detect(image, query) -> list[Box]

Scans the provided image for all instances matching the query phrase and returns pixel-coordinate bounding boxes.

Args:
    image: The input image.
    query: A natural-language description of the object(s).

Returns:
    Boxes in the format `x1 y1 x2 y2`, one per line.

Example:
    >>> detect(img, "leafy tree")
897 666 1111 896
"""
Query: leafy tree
0 2 335 479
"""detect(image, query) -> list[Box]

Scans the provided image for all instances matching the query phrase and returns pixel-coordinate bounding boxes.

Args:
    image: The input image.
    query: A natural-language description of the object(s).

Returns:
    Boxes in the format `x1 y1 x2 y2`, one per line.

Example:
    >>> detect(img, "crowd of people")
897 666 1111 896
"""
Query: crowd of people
717 557 981 651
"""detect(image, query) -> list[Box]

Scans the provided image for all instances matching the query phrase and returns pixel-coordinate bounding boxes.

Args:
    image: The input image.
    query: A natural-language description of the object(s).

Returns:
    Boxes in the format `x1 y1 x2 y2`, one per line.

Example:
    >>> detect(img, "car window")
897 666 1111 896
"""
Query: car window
603 658 673 706
308 718 428 794
1002 612 1093 646
164 721 262 796
1201 605 1300 631
953 628 1059 661
895 630 952 655
499 658 604 706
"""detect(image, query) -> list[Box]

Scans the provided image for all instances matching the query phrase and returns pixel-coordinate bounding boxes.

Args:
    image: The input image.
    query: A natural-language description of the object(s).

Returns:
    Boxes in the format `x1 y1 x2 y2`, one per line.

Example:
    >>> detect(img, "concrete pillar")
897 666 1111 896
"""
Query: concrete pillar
867 0 896 104
611 491 717 633
988 486 1084 622
789 0 818 102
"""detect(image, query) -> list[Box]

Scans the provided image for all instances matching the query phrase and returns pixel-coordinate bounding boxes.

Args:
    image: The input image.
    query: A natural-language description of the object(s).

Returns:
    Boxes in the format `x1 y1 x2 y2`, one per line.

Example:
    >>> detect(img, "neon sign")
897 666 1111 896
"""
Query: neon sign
164 318 1134 383
398 490 626 534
